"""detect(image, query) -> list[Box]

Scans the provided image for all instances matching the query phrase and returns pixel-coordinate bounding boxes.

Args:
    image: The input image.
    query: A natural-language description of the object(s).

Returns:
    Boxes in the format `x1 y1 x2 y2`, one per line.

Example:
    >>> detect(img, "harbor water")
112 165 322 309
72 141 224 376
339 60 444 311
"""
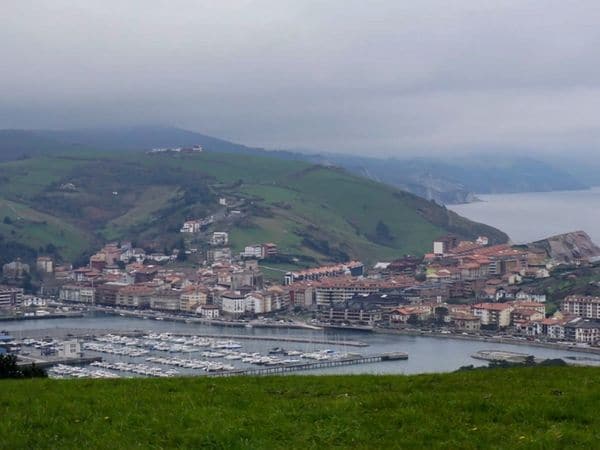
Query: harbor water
2 314 595 376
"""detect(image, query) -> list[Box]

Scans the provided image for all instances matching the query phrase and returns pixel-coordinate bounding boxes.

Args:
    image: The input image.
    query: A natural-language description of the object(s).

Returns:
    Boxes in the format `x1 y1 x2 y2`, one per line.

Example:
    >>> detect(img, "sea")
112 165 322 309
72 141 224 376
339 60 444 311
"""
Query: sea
449 187 600 244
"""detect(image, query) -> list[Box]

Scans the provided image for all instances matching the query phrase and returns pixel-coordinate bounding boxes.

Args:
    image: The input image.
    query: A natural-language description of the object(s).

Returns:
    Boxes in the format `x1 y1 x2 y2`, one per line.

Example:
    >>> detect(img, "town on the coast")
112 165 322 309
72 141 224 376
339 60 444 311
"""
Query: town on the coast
1 224 599 357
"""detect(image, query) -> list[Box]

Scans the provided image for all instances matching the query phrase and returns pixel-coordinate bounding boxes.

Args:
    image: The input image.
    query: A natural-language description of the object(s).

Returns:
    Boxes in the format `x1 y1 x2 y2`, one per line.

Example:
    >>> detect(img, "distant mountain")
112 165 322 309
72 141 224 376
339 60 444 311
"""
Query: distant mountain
37 126 257 153
0 126 589 204
542 154 600 187
310 154 589 204
0 130 83 161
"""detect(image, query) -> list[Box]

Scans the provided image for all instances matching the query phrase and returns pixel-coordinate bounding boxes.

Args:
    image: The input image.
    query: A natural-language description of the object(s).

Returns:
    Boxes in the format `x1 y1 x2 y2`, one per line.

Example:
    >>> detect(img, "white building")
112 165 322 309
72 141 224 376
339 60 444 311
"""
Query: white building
211 232 229 246
197 304 220 319
242 245 264 259
59 285 96 304
180 220 201 233
221 292 245 317
22 295 47 307
516 291 547 303
562 296 600 319
57 340 81 358
0 286 24 309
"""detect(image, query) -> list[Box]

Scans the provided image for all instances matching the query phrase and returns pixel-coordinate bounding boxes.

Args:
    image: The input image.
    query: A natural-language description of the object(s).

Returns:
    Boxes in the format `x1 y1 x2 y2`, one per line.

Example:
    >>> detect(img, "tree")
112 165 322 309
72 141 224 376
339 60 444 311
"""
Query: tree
407 314 420 325
434 306 449 324
0 354 21 378
45 243 57 255
0 354 46 378
176 238 187 262
374 220 394 244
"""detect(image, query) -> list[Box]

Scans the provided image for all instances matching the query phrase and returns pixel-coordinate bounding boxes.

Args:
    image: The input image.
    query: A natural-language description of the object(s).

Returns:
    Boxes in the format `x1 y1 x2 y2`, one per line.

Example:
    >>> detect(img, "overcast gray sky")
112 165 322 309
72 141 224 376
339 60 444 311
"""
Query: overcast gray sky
2 0 600 155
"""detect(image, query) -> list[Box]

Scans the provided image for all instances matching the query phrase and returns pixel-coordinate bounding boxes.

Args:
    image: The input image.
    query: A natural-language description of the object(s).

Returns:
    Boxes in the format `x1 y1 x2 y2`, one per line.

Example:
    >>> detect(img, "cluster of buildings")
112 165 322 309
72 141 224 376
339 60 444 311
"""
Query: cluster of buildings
2 228 598 346
147 145 203 154
308 236 599 345
516 296 600 344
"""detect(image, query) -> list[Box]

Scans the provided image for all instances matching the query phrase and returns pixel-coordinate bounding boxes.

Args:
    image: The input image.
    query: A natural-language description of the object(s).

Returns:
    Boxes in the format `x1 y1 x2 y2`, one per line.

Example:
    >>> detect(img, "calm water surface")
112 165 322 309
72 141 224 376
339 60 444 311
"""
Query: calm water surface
1 315 589 375
450 188 600 244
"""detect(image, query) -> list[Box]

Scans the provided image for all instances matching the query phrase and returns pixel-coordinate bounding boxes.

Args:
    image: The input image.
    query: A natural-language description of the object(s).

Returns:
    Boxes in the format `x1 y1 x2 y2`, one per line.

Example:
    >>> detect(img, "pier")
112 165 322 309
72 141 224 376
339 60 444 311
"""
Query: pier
209 352 408 377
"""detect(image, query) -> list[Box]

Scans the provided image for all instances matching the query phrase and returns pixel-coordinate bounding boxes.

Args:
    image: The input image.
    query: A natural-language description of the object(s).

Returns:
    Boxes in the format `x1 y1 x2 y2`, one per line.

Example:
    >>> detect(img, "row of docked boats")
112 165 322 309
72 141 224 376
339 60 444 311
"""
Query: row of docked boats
83 342 149 357
90 360 179 377
146 356 235 372
48 364 120 379
91 333 242 354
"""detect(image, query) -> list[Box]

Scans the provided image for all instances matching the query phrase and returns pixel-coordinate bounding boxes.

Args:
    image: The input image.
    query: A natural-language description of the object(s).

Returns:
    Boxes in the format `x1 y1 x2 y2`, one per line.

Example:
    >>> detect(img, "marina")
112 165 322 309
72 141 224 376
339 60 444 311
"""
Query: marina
12 329 383 379
4 314 599 378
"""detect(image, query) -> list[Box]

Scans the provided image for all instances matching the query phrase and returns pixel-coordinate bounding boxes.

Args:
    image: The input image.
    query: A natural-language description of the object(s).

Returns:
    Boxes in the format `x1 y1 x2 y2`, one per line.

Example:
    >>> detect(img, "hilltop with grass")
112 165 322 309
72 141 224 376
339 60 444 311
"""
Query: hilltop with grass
0 366 598 449
0 133 507 268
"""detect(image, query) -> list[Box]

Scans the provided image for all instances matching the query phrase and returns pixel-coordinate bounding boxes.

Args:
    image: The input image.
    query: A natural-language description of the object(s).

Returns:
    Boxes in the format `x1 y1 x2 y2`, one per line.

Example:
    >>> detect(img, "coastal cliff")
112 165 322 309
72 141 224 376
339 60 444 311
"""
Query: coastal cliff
529 231 600 263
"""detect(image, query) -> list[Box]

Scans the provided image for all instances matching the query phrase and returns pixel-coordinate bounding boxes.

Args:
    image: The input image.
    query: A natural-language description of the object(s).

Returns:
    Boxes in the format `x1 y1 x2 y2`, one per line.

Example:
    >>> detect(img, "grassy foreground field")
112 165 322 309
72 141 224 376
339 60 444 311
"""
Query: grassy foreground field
0 367 598 449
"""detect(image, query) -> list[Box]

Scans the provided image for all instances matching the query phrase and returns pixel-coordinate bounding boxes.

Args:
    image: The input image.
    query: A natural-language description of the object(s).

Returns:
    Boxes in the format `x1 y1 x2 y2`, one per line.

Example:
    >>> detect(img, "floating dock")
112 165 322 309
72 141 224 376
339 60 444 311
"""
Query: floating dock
209 352 408 377
471 350 535 364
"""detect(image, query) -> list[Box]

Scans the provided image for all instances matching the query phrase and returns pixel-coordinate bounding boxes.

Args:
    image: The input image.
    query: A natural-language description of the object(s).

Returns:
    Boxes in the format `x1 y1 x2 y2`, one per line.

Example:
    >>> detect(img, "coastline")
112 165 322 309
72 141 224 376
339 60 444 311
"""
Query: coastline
373 328 600 356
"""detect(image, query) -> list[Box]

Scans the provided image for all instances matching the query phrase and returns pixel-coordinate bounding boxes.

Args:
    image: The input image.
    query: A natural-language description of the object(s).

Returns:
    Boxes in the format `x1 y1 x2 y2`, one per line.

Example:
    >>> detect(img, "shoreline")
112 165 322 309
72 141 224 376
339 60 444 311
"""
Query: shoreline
0 313 84 322
86 306 322 330
374 328 600 356
4 314 599 359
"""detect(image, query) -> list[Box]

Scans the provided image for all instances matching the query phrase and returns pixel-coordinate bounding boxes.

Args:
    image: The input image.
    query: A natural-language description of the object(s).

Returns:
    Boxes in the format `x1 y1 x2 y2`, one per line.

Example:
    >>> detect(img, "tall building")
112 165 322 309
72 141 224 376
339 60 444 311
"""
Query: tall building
562 296 600 319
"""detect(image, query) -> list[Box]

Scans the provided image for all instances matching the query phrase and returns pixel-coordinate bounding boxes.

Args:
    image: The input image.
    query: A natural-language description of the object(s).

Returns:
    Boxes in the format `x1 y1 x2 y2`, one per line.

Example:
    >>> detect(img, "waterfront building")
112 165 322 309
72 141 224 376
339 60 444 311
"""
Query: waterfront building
450 312 481 332
59 285 96 304
150 292 180 311
179 287 208 312
116 285 154 308
197 304 220 319
0 286 24 309
471 303 513 328
563 317 600 344
95 282 128 306
561 295 600 319
314 277 411 308
220 292 245 317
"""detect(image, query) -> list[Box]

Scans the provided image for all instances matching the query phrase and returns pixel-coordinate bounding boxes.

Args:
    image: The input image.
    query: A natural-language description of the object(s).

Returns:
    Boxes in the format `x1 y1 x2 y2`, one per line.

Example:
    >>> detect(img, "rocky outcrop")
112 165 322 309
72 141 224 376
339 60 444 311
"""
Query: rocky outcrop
529 231 600 263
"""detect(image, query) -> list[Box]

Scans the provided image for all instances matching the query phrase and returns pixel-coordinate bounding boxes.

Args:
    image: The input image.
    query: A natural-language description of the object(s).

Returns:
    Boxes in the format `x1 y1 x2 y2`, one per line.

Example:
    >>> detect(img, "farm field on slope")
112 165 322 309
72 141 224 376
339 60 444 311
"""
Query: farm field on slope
0 367 597 449
0 150 507 264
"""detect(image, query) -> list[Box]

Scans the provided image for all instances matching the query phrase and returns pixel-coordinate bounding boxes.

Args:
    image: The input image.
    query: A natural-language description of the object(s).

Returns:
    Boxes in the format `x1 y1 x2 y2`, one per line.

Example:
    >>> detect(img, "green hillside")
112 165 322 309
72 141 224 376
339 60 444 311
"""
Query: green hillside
0 367 598 449
0 150 507 265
